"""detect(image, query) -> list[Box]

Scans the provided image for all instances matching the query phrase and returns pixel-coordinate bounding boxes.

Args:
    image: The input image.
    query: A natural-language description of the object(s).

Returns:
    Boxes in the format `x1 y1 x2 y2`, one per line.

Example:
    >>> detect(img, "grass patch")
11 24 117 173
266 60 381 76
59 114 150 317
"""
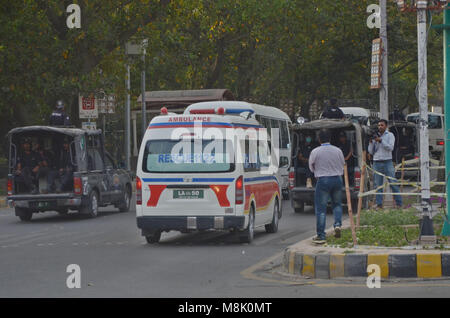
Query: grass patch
327 208 449 248
358 208 419 226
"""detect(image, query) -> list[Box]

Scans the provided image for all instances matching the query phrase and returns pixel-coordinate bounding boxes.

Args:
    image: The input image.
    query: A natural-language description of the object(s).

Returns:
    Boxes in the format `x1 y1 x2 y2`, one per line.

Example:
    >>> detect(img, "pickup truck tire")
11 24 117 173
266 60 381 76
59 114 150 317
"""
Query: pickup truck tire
57 208 69 215
16 207 33 222
265 199 279 233
145 230 161 244
239 207 255 243
294 201 305 213
118 185 131 212
79 190 99 218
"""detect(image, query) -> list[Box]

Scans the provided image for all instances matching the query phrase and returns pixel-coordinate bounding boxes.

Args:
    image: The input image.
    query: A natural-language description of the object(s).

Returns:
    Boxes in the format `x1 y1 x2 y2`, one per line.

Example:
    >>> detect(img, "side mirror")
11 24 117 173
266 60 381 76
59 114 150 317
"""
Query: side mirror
279 156 289 168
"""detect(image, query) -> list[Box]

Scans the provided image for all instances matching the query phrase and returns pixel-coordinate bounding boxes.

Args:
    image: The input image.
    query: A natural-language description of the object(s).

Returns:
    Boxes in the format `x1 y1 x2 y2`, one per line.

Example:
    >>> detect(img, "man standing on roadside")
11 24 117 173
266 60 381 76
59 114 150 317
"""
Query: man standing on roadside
368 119 403 209
309 129 345 244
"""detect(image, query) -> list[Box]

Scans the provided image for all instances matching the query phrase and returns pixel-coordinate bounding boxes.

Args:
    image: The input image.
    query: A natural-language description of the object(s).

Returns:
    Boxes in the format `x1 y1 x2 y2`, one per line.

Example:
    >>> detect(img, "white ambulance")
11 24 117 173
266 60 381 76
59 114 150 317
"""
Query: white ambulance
135 106 282 244
184 101 292 200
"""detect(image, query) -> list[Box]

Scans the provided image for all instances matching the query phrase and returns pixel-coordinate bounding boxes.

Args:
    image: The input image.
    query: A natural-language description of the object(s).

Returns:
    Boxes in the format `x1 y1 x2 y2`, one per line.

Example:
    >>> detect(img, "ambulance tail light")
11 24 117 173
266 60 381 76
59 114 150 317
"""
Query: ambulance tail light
235 176 244 205
73 177 82 195
136 176 142 205
289 171 295 190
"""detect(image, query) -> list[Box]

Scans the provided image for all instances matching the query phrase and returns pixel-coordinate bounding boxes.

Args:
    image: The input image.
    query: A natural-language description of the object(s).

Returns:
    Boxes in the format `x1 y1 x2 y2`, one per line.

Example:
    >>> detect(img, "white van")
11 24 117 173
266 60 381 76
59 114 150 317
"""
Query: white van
406 112 444 158
340 107 378 126
185 101 291 200
136 106 282 244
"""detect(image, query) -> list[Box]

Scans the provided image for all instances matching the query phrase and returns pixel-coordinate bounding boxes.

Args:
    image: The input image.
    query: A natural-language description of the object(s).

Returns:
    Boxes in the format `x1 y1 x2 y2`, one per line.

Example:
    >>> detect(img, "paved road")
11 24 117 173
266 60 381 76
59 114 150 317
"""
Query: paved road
1 199 450 298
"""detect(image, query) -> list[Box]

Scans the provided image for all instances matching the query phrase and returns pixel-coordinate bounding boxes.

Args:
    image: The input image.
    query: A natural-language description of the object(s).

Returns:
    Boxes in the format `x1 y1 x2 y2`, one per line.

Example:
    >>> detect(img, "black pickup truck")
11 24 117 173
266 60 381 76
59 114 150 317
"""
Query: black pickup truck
289 119 370 213
6 126 133 221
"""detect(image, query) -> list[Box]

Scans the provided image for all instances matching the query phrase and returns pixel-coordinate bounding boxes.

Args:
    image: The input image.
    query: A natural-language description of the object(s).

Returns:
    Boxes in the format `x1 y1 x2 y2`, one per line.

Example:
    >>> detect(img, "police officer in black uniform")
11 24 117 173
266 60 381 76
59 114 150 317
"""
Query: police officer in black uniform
389 106 406 121
34 142 58 193
49 100 71 126
321 98 345 120
54 138 75 192
15 139 40 194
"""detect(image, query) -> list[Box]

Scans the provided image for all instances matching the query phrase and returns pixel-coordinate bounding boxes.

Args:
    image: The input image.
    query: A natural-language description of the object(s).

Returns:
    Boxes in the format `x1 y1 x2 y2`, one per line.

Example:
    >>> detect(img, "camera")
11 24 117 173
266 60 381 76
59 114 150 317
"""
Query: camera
369 129 381 141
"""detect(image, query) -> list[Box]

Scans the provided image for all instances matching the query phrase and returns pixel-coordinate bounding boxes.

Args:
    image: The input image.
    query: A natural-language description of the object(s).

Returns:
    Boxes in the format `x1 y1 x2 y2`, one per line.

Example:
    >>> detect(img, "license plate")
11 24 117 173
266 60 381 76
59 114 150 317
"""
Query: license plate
37 201 52 208
173 189 204 199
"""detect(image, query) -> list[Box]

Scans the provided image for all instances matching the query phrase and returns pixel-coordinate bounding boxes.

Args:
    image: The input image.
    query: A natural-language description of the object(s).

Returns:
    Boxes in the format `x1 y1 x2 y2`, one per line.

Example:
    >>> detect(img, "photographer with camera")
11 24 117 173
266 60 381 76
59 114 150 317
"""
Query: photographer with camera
368 119 403 209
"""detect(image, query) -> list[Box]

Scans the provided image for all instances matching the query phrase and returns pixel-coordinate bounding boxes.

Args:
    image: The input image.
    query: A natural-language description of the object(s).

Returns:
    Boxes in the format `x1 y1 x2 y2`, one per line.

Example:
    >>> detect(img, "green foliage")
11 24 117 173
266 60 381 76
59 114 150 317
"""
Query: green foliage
0 0 445 158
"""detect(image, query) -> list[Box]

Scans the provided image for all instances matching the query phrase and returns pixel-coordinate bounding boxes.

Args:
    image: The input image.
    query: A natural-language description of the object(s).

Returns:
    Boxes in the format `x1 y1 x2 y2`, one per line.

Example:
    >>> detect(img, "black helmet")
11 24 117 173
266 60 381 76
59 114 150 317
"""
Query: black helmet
56 100 65 110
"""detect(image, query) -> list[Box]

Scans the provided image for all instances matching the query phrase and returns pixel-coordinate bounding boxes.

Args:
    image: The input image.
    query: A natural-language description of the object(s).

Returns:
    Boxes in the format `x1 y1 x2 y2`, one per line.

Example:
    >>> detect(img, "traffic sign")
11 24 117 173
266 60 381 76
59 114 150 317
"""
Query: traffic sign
79 95 98 119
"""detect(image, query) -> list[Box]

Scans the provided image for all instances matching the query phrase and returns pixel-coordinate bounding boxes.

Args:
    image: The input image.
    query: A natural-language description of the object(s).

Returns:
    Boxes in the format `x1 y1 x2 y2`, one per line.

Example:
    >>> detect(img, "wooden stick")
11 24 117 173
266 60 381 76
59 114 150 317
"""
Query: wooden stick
356 151 367 229
344 164 358 246
400 157 405 193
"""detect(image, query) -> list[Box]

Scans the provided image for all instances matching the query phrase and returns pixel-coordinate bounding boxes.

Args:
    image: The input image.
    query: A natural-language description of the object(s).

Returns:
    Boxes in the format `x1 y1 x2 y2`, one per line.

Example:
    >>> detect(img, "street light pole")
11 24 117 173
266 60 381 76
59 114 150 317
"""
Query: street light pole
125 63 131 171
380 0 389 119
417 1 434 241
124 42 140 171
141 39 148 136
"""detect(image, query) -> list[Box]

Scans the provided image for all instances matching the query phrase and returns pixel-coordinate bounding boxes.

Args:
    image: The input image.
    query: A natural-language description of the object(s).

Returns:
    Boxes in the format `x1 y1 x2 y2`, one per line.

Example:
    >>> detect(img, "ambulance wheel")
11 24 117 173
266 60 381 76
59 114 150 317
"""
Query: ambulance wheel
294 202 305 213
240 207 255 243
265 198 279 233
16 207 32 222
145 231 161 244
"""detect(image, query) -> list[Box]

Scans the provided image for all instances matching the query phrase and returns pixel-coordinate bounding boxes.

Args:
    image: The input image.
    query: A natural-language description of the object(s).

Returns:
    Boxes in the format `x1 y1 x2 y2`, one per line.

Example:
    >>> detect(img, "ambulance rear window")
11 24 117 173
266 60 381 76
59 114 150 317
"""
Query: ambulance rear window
142 139 234 173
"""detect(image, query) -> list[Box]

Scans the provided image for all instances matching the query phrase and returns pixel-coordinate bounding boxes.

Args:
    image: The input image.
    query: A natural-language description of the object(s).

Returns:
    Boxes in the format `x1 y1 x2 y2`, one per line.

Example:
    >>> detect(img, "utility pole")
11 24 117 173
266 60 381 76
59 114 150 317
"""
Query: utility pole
141 39 148 136
380 0 389 119
417 0 434 242
125 64 131 171
125 42 140 171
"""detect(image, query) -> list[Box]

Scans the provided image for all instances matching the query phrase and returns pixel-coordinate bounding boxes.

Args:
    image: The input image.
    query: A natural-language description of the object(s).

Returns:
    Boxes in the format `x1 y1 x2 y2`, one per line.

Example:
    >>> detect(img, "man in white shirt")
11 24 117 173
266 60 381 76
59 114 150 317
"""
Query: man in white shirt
309 129 345 244
368 119 402 209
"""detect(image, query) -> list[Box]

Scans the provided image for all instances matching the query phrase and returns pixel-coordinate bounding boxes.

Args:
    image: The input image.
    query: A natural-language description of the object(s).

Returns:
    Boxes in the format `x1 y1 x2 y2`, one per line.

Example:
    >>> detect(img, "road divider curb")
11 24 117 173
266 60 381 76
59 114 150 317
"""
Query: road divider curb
283 249 450 279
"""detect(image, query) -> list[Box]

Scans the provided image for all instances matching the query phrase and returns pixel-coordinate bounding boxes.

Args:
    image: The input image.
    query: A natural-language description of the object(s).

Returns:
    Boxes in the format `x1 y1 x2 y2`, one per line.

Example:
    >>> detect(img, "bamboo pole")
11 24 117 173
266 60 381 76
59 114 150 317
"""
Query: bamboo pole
400 157 405 193
344 164 357 246
356 151 367 229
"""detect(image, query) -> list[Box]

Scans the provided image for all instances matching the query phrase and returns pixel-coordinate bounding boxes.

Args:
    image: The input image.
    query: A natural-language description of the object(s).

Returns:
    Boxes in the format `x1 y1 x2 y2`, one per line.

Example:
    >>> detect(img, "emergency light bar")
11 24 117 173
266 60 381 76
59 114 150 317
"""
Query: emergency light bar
189 108 255 115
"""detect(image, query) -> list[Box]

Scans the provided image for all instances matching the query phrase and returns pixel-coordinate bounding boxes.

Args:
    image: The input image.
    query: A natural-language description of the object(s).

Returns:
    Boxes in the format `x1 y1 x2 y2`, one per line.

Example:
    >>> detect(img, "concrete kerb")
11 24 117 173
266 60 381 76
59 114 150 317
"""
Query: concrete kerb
282 220 450 279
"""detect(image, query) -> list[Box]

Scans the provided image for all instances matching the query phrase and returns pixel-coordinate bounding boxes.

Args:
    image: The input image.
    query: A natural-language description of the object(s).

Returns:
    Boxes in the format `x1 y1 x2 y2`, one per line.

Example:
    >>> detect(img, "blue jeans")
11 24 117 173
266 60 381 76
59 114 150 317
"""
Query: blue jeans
314 176 343 240
373 160 402 207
